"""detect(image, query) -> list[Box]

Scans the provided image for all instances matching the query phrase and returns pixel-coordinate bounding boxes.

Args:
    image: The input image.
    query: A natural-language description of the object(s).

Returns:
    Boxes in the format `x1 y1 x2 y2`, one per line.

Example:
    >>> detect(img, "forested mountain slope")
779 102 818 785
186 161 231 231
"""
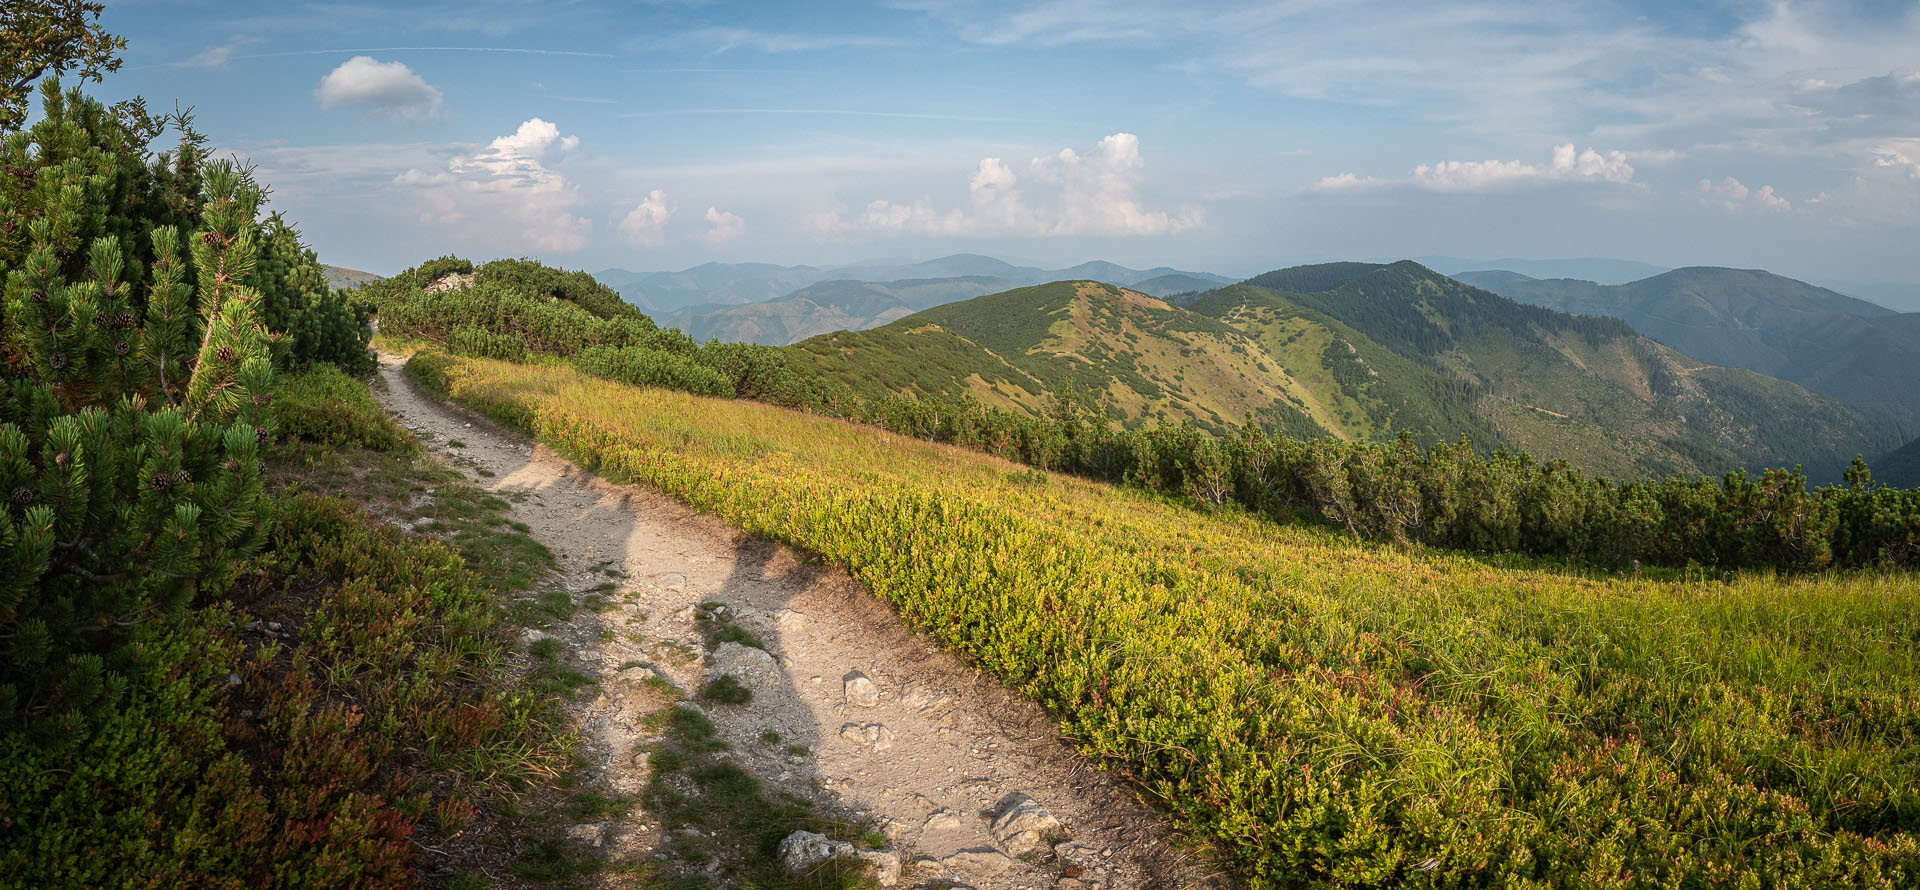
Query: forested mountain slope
788 263 1905 481
1458 266 1920 424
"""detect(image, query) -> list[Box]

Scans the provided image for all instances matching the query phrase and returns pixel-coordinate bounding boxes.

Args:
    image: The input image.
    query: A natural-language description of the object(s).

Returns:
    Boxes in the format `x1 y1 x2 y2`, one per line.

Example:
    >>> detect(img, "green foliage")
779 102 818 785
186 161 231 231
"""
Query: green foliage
473 257 645 321
377 277 664 357
0 0 125 132
698 674 753 704
574 344 734 398
270 365 413 452
0 491 564 888
448 323 530 363
251 212 374 375
0 81 375 734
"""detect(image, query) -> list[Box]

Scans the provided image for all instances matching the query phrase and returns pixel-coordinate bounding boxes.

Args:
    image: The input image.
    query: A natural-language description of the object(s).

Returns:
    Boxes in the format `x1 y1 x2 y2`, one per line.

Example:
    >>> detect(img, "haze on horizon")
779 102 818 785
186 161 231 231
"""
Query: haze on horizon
96 0 1920 291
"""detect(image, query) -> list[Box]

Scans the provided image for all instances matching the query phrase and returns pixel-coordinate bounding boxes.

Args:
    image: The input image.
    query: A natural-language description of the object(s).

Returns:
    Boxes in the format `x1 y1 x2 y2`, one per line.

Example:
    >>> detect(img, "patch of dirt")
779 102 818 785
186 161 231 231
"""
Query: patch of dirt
371 353 1226 890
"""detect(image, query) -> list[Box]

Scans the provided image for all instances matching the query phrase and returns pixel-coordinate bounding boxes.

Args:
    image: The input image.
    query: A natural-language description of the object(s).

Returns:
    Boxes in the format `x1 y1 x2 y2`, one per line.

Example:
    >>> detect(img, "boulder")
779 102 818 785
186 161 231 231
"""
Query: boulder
844 670 880 707
711 642 776 686
990 792 1065 857
776 830 900 886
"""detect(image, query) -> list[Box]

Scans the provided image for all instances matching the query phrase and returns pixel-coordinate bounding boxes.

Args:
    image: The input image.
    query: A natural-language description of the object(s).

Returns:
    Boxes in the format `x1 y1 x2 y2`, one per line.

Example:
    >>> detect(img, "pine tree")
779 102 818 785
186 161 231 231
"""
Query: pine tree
0 82 282 734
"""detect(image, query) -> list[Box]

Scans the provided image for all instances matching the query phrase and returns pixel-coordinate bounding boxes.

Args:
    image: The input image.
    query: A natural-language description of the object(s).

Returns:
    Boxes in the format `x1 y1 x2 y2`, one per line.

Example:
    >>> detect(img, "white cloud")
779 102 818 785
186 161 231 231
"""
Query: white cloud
1410 144 1634 191
316 56 444 121
1313 144 1635 193
704 207 745 244
1311 172 1384 191
619 189 674 246
833 132 1201 237
395 118 591 252
1699 176 1792 212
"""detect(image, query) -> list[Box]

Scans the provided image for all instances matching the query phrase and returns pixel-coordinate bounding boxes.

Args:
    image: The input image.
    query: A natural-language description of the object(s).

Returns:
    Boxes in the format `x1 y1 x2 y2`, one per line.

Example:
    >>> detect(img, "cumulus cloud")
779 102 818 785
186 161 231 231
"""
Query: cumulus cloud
619 189 674 246
1313 144 1635 193
317 56 444 121
1412 144 1634 191
830 132 1200 238
1699 176 1792 212
704 207 745 245
395 117 591 252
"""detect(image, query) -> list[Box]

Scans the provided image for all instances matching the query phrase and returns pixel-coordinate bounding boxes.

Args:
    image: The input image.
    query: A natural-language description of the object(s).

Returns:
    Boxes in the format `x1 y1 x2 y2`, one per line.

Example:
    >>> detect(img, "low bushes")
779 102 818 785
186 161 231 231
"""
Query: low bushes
413 353 1920 889
271 365 414 453
575 345 734 398
0 491 562 889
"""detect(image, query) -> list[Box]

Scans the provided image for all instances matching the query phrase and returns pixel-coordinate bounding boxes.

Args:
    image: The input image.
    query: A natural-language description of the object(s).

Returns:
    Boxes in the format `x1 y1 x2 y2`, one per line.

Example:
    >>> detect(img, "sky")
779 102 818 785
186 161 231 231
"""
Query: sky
87 0 1920 289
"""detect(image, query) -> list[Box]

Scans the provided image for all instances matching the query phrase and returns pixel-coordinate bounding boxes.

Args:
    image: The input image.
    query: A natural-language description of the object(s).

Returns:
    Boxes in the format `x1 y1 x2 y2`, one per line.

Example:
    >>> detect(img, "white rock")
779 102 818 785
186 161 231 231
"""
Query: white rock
778 830 850 874
776 831 900 886
844 671 880 707
838 722 896 751
711 642 776 686
990 792 1065 857
565 822 606 847
775 608 808 631
857 849 902 886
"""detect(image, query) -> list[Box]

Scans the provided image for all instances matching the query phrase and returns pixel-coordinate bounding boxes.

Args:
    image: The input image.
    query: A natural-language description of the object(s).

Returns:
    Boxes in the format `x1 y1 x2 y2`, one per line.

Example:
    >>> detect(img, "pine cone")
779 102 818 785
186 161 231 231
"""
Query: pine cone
9 486 32 505
28 289 44 304
174 469 193 485
114 311 134 327
48 351 67 370
255 426 270 446
93 313 108 327
114 340 131 356
151 472 174 492
217 345 235 362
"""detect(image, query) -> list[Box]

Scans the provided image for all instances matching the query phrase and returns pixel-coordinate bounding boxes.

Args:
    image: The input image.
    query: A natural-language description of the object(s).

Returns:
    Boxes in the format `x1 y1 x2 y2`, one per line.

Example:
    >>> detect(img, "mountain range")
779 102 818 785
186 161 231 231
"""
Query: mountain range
1453 267 1920 428
783 262 1905 483
598 254 1231 345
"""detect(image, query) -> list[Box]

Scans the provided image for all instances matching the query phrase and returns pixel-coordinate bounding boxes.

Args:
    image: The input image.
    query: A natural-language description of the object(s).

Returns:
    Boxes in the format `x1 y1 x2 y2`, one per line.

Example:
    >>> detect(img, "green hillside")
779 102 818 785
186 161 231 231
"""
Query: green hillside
1460 266 1920 424
1881 436 1920 488
787 264 1905 481
786 280 1329 438
665 275 1014 345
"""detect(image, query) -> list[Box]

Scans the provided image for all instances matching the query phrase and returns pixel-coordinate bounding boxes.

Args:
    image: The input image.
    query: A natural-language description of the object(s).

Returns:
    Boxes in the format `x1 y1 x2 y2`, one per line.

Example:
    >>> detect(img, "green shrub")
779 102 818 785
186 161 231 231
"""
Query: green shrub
474 257 645 322
575 345 734 398
449 324 531 362
271 365 413 453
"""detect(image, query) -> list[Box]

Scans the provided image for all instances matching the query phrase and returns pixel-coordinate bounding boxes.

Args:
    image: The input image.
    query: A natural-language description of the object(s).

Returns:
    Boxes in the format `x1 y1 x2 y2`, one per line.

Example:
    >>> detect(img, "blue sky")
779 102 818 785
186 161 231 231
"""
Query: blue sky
93 0 1920 288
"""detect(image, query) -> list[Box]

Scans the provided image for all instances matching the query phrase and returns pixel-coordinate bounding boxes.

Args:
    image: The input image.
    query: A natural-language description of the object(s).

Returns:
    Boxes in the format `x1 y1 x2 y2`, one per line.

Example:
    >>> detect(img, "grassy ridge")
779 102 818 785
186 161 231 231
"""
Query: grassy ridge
411 350 1920 889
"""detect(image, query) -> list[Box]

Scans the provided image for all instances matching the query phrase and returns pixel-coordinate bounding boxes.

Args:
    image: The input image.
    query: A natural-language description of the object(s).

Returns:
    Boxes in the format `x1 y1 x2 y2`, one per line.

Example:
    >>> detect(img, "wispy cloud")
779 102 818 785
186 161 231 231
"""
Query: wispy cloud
639 27 906 53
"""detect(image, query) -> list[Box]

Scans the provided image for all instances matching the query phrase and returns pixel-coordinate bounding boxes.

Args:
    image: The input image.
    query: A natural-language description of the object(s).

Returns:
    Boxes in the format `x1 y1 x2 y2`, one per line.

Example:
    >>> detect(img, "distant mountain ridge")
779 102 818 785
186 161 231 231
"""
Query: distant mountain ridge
783 262 1904 482
323 264 383 290
1454 266 1920 425
624 254 1231 345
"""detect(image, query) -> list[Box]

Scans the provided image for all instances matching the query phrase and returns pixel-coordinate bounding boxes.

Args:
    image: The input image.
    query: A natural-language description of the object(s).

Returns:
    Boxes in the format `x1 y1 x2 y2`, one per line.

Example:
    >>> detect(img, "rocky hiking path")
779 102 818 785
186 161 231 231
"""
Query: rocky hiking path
371 353 1223 890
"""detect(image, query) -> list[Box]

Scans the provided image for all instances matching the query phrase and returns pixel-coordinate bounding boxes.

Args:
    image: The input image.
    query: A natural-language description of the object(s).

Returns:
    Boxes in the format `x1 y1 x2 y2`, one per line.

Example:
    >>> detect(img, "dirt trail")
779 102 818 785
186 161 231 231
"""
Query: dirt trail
372 354 1221 890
